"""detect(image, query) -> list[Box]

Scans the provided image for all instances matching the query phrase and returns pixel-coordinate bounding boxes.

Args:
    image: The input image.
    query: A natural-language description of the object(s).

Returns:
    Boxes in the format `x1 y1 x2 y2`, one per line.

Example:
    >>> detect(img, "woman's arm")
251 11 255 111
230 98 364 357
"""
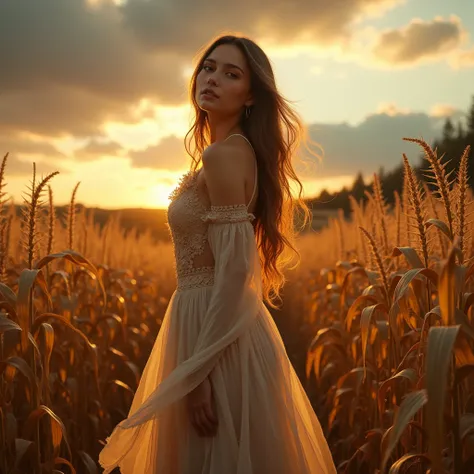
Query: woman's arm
186 142 258 437
192 141 261 355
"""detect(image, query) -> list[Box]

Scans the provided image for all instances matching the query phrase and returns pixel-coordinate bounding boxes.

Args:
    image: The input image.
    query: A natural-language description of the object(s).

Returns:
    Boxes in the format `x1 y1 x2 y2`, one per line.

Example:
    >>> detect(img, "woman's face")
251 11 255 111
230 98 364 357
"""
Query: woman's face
195 44 253 118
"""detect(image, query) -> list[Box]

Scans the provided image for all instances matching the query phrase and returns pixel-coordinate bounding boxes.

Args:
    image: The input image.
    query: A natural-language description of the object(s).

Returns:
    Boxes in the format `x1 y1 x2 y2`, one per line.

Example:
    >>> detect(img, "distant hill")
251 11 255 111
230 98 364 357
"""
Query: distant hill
12 204 171 242
86 206 170 241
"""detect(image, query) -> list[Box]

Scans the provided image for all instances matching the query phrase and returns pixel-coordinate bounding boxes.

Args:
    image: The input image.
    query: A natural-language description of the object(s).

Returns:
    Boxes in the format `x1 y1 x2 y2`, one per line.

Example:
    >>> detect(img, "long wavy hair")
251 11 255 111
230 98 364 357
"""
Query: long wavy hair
184 33 319 308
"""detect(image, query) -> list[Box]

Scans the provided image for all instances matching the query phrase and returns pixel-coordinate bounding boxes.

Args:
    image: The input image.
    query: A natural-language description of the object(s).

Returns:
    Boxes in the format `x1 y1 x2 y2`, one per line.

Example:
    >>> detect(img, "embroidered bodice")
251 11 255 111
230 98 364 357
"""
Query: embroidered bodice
166 161 258 292
166 134 258 291
166 170 211 290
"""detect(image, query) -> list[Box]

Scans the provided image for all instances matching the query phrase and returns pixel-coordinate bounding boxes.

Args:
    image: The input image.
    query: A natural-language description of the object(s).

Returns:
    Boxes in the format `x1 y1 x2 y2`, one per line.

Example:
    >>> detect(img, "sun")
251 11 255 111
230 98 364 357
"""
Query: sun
146 184 174 209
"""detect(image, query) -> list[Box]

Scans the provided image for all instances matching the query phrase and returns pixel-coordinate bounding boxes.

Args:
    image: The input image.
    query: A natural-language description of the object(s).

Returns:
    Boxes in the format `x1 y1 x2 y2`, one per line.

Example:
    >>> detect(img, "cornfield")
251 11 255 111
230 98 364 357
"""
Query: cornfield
294 138 474 473
0 137 472 474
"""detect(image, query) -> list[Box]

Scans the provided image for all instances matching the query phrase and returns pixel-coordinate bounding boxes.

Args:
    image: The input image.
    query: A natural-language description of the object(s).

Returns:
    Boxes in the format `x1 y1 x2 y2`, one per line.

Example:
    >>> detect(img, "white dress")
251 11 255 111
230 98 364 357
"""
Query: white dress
98 134 337 474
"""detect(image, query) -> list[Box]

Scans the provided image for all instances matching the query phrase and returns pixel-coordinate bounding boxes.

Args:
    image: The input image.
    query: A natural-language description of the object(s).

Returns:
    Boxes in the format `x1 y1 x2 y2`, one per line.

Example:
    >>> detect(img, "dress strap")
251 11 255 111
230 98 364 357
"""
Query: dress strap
224 133 258 210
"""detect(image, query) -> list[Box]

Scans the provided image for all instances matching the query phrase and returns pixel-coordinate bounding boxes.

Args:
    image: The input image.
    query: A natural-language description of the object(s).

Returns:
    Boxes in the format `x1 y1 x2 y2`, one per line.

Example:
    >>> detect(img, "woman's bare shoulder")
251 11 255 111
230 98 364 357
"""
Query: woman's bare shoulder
202 137 254 177
201 138 255 205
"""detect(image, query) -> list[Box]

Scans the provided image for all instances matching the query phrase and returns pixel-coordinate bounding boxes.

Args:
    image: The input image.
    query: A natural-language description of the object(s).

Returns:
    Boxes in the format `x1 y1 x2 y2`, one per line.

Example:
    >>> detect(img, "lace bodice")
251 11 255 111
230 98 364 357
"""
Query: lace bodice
166 134 257 291
166 169 256 291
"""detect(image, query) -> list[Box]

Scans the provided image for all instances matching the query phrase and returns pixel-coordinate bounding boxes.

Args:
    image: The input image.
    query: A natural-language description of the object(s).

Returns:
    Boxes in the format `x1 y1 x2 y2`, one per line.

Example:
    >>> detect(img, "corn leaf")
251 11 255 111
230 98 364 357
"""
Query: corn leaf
426 218 453 241
381 389 428 472
388 453 431 473
391 247 424 269
426 325 461 472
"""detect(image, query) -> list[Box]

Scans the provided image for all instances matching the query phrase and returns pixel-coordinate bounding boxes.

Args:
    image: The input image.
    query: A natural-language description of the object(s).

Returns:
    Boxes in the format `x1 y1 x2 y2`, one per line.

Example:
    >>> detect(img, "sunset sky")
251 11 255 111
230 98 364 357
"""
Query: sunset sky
1 0 473 209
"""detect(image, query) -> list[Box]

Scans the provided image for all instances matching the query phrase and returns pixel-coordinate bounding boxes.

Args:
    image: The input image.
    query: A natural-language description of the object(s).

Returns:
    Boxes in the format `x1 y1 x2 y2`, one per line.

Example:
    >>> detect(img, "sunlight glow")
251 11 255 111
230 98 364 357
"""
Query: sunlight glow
302 176 355 199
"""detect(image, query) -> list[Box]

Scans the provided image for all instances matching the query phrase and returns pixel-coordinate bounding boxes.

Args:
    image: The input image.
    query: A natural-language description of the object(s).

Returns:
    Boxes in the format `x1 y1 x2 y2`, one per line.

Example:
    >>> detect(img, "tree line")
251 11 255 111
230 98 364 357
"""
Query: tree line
307 95 474 215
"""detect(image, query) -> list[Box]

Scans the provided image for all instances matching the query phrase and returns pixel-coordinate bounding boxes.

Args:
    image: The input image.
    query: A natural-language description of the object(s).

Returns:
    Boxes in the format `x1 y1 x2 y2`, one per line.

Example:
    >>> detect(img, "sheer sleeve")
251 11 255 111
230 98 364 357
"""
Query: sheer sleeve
105 205 263 434
193 204 262 355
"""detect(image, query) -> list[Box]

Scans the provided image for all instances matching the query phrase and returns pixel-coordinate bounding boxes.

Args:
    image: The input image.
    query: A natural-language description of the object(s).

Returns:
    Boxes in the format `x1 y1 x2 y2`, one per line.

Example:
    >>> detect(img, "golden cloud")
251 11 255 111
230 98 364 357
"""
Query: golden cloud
371 16 466 65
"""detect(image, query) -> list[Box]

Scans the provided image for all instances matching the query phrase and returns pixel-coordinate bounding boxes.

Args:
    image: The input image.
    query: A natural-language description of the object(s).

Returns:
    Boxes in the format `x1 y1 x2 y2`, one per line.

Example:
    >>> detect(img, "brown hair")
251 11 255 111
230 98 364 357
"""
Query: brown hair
185 33 319 308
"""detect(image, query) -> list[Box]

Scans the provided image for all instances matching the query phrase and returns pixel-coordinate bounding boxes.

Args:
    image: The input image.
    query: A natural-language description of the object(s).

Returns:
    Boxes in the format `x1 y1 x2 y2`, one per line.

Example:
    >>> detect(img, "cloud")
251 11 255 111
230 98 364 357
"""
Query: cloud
0 154 38 178
0 0 404 139
0 133 69 177
0 135 65 159
74 138 124 160
376 102 411 116
429 104 464 119
121 0 403 52
371 16 465 66
298 108 447 179
0 153 68 179
0 86 140 137
128 135 190 170
0 0 189 138
451 47 474 69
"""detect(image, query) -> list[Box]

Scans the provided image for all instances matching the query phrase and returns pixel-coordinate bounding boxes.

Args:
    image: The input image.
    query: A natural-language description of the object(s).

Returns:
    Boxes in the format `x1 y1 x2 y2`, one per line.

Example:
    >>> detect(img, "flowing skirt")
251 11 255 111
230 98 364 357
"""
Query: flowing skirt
99 283 336 474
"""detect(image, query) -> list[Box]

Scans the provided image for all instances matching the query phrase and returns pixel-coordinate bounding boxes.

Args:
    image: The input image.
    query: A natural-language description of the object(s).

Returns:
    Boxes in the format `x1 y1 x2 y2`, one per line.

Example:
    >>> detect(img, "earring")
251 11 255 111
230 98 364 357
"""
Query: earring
245 106 252 119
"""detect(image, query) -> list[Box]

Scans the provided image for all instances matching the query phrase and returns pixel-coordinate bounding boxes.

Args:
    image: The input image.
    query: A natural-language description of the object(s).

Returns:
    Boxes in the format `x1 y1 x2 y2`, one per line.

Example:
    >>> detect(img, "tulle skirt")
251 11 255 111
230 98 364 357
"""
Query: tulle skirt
99 282 337 474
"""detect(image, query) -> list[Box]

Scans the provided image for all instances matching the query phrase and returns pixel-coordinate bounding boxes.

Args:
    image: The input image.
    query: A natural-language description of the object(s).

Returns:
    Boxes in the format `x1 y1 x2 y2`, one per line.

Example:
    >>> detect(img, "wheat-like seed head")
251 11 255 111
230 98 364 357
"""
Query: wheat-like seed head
422 181 446 259
67 182 81 251
0 153 9 219
47 185 55 256
359 225 390 303
394 191 401 249
455 145 471 262
372 173 389 258
336 209 345 261
0 220 6 283
20 165 59 269
402 171 411 248
403 137 454 239
402 154 430 268
349 195 367 264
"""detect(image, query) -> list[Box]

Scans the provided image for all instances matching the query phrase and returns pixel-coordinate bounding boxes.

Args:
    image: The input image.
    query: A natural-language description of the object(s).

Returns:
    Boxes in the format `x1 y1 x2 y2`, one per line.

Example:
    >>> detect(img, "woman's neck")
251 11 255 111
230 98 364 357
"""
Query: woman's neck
207 116 243 143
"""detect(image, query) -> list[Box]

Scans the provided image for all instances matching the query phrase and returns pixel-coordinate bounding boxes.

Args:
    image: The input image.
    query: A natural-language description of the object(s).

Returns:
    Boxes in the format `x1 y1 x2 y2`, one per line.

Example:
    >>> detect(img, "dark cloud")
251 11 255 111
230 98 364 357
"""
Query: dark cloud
128 135 190 170
74 138 124 160
372 17 464 65
0 133 68 177
0 153 68 179
0 0 188 137
298 111 444 179
0 0 401 137
121 0 401 52
0 154 38 178
0 86 139 137
0 127 69 181
0 135 64 159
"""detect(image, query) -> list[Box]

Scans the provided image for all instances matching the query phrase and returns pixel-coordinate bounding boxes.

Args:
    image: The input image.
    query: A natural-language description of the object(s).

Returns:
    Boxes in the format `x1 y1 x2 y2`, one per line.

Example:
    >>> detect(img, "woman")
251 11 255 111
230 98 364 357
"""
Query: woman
99 34 336 474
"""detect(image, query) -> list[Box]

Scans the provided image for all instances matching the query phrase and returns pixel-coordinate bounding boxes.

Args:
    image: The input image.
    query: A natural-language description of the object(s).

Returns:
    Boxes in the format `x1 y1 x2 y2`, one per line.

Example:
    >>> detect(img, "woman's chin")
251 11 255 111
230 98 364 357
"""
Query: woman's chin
199 105 220 114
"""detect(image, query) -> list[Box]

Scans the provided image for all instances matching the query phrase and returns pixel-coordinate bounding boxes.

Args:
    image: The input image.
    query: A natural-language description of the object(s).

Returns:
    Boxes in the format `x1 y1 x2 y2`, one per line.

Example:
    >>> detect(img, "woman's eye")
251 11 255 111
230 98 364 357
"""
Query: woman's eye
201 65 237 78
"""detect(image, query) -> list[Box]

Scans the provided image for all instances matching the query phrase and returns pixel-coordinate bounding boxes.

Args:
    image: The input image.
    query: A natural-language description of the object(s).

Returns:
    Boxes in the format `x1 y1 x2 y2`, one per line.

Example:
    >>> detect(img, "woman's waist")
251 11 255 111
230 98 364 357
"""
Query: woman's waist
176 266 215 291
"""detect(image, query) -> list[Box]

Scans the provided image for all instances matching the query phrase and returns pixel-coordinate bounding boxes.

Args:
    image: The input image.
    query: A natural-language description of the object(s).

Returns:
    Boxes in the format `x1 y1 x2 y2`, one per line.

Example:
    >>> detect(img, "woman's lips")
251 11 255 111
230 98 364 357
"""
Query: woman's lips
201 92 218 99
